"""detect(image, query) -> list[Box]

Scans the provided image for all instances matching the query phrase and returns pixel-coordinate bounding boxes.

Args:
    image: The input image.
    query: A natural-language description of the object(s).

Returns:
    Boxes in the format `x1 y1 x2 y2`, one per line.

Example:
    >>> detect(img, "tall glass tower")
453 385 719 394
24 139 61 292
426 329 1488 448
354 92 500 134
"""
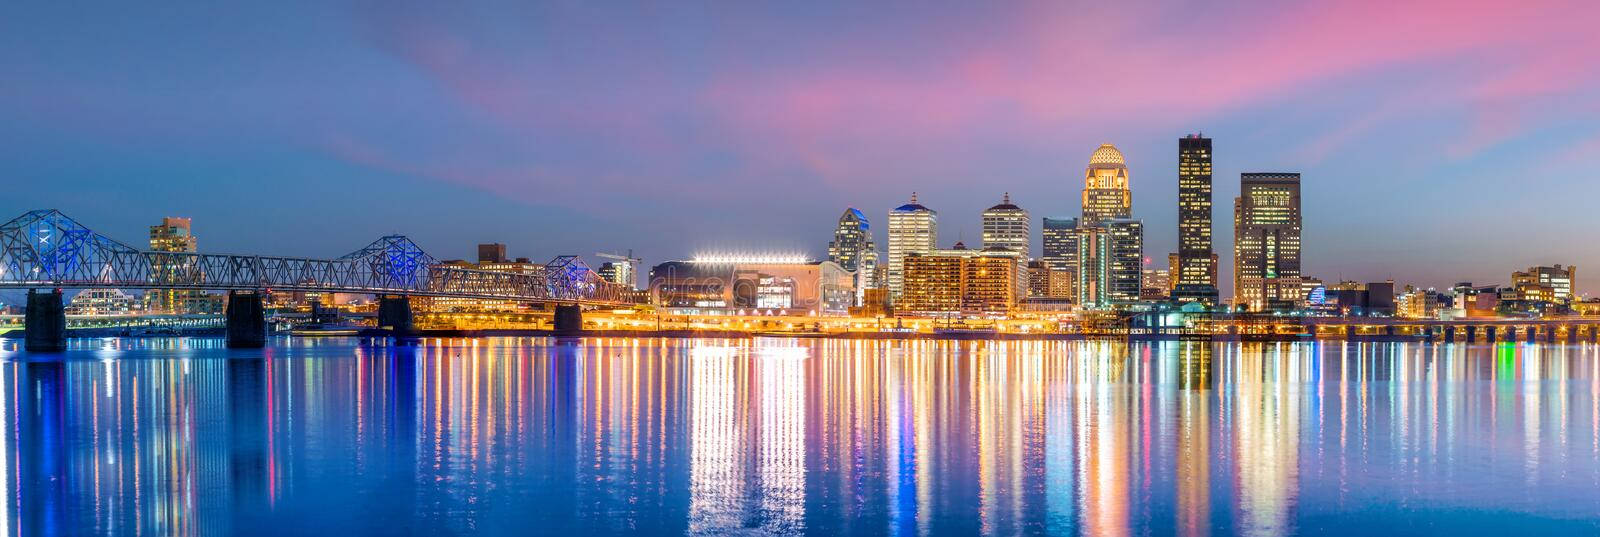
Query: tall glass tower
827 207 878 297
1173 135 1219 304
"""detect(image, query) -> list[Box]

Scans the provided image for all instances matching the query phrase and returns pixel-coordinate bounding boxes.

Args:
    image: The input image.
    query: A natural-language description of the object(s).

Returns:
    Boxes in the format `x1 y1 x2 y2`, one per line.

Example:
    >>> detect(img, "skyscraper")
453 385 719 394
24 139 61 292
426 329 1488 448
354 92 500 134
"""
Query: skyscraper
1073 144 1144 308
1081 144 1132 226
887 193 937 301
1172 134 1219 304
981 193 1030 260
1040 217 1080 298
827 207 879 302
827 208 877 273
1234 173 1303 311
147 217 205 314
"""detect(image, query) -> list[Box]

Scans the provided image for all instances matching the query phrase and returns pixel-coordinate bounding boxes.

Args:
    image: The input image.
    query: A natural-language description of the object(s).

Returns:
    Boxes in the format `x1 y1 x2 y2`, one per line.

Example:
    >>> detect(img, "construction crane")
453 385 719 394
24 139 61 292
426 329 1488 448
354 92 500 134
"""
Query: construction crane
595 250 642 290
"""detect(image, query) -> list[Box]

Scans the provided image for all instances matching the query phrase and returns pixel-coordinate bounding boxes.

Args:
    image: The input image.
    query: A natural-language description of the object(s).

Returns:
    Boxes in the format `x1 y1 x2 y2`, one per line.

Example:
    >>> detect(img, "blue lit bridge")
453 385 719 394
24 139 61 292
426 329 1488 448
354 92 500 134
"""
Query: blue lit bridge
2 210 637 350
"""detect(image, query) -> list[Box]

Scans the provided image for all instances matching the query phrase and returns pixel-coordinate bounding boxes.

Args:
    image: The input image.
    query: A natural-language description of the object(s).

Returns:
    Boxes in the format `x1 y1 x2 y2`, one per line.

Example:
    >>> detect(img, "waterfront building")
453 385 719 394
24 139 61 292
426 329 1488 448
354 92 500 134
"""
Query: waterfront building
981 193 1030 260
1172 134 1219 304
898 246 1021 314
649 257 854 315
477 243 507 264
146 217 211 314
887 193 937 301
827 208 879 304
1082 144 1132 226
1512 264 1575 303
1233 173 1302 311
1027 260 1073 298
1325 281 1395 316
66 288 141 315
1397 285 1444 319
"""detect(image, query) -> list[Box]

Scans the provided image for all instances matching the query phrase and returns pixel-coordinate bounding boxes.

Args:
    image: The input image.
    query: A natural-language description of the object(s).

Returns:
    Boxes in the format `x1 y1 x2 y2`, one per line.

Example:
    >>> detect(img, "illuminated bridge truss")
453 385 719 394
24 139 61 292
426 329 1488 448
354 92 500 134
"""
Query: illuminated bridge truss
0 210 634 304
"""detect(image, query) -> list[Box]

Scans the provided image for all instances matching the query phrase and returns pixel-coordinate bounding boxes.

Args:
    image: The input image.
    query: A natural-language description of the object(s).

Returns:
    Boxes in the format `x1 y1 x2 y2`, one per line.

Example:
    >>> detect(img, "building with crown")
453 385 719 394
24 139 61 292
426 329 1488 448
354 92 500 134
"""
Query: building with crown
981 193 1029 260
1068 145 1144 308
887 193 937 302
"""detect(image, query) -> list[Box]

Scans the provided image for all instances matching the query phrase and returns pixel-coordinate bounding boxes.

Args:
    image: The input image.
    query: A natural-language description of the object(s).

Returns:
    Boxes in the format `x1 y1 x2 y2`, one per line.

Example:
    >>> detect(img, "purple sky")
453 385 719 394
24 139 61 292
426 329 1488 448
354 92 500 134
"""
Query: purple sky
4 1 1599 295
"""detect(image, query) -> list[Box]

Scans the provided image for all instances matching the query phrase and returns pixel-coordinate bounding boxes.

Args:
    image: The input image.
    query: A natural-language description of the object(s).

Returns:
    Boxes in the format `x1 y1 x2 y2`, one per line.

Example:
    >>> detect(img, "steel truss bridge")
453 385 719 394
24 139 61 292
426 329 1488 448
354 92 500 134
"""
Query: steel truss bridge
0 210 636 305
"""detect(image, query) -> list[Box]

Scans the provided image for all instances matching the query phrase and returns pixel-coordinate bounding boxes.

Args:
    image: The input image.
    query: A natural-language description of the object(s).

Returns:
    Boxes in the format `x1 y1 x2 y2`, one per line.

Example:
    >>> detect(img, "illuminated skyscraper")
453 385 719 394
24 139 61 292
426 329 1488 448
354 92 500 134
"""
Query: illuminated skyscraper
146 217 207 314
887 193 937 301
827 208 876 273
1081 144 1131 226
981 193 1029 260
1233 173 1302 311
1172 134 1219 304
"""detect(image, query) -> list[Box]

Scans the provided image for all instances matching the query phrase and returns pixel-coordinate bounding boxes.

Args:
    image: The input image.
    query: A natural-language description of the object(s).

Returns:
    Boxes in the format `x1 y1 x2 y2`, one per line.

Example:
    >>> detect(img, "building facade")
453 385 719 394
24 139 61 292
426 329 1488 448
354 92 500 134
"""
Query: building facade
898 248 1021 314
1512 264 1575 303
649 259 855 315
1233 173 1303 311
145 217 213 314
1172 134 1219 304
827 208 879 302
1082 144 1132 226
887 193 937 302
981 193 1030 260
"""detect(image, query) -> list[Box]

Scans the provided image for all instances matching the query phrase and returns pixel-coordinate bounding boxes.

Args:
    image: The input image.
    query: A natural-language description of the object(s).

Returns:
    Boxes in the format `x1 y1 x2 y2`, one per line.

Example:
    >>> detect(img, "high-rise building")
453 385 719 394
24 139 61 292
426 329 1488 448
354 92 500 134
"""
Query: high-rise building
898 248 1021 314
887 193 937 301
1234 173 1303 311
1041 217 1079 293
826 208 879 301
477 243 507 264
1512 264 1576 303
1104 218 1145 303
146 217 209 314
1173 134 1219 304
1082 144 1132 226
981 193 1030 260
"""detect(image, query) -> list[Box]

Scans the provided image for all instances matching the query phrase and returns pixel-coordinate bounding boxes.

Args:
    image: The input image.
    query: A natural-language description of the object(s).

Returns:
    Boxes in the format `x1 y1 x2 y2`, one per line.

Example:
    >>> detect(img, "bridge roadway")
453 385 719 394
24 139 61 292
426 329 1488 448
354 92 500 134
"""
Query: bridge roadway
3 210 635 350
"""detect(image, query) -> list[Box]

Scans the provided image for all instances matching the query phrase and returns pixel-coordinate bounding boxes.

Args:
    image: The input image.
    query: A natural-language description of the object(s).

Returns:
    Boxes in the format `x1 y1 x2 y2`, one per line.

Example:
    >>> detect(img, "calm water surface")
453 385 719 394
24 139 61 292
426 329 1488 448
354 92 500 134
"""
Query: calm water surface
1 337 1598 536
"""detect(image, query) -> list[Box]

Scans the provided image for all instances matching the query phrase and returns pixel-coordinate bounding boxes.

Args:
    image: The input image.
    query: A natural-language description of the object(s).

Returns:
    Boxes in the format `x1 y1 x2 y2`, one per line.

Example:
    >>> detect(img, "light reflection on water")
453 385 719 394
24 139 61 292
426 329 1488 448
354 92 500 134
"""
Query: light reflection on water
1 337 1598 535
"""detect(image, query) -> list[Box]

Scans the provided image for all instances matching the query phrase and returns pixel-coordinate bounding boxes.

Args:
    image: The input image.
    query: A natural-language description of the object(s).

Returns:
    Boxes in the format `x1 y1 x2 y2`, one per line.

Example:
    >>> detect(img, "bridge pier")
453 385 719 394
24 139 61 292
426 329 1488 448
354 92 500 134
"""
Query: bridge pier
554 304 584 336
1383 325 1397 338
378 295 416 341
1545 326 1557 344
225 291 267 348
1444 326 1455 343
24 289 66 352
1344 325 1355 339
1567 327 1577 344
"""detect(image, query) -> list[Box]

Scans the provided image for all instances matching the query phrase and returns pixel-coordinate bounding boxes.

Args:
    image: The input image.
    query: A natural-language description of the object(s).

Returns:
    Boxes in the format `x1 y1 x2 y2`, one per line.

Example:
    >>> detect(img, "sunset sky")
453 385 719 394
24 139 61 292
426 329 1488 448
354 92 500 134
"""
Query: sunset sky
4 1 1599 294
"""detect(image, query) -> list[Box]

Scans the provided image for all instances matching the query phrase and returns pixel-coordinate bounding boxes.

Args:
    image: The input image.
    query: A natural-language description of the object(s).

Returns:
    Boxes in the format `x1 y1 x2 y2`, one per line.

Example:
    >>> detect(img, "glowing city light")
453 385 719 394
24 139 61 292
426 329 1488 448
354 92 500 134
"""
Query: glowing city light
690 253 810 264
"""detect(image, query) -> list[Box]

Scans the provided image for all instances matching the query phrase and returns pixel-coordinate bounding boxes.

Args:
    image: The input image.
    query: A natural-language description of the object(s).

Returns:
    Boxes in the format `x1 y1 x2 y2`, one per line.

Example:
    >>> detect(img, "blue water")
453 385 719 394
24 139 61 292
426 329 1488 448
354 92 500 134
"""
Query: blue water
1 337 1598 536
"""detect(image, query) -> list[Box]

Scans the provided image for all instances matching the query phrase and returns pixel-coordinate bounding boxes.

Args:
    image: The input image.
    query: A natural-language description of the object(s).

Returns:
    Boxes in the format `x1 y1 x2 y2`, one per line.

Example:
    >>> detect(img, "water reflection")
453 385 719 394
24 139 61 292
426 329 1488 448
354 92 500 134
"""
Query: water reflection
2 338 1598 535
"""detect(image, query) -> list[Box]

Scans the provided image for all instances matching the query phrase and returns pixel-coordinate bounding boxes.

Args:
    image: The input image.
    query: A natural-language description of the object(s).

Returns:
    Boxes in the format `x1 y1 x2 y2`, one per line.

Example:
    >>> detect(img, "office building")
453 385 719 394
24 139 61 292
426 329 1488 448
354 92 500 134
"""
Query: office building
1233 173 1302 311
1172 134 1219 304
1027 260 1073 298
827 208 879 303
1142 267 1171 300
146 217 214 314
1041 217 1080 292
1104 219 1144 304
981 193 1030 260
1082 144 1132 226
478 243 507 264
887 193 937 301
1512 265 1575 303
898 247 1022 314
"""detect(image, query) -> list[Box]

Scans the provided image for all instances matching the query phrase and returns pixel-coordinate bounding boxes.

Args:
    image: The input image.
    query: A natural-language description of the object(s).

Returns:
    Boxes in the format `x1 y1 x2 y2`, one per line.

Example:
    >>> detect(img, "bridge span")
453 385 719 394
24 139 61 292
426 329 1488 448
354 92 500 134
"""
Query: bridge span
2 210 636 350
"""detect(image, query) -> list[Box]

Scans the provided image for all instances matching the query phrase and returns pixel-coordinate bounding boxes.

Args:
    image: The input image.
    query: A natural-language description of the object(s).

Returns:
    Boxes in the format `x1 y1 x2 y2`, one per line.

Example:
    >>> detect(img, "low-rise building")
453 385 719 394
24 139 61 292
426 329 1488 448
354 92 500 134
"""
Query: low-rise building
649 258 855 315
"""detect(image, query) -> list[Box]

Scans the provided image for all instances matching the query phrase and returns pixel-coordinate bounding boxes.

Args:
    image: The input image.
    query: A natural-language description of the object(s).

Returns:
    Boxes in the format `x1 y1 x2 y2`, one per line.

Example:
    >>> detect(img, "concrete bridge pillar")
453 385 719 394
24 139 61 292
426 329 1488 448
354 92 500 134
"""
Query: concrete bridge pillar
554 304 584 336
1444 326 1456 343
225 291 267 348
378 295 415 339
1306 325 1318 338
24 289 66 352
1344 325 1355 339
1544 326 1557 343
1486 326 1498 343
1423 327 1435 342
1383 325 1397 338
1566 327 1577 344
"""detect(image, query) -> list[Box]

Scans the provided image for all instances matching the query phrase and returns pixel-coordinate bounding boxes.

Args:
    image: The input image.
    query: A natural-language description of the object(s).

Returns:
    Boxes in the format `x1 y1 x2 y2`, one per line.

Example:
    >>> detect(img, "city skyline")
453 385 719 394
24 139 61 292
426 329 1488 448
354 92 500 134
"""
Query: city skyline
4 2 1600 295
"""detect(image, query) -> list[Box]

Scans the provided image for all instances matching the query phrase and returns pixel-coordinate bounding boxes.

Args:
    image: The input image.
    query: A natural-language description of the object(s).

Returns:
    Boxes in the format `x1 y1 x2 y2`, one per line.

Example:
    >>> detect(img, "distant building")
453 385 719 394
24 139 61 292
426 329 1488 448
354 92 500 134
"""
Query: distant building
1397 285 1444 319
1081 144 1132 226
648 258 854 315
827 207 879 302
898 247 1021 314
887 193 937 302
1141 267 1171 300
477 243 507 264
66 288 141 315
1512 265 1575 303
981 193 1030 260
1234 173 1303 311
1172 134 1219 304
145 217 211 314
1326 281 1395 316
